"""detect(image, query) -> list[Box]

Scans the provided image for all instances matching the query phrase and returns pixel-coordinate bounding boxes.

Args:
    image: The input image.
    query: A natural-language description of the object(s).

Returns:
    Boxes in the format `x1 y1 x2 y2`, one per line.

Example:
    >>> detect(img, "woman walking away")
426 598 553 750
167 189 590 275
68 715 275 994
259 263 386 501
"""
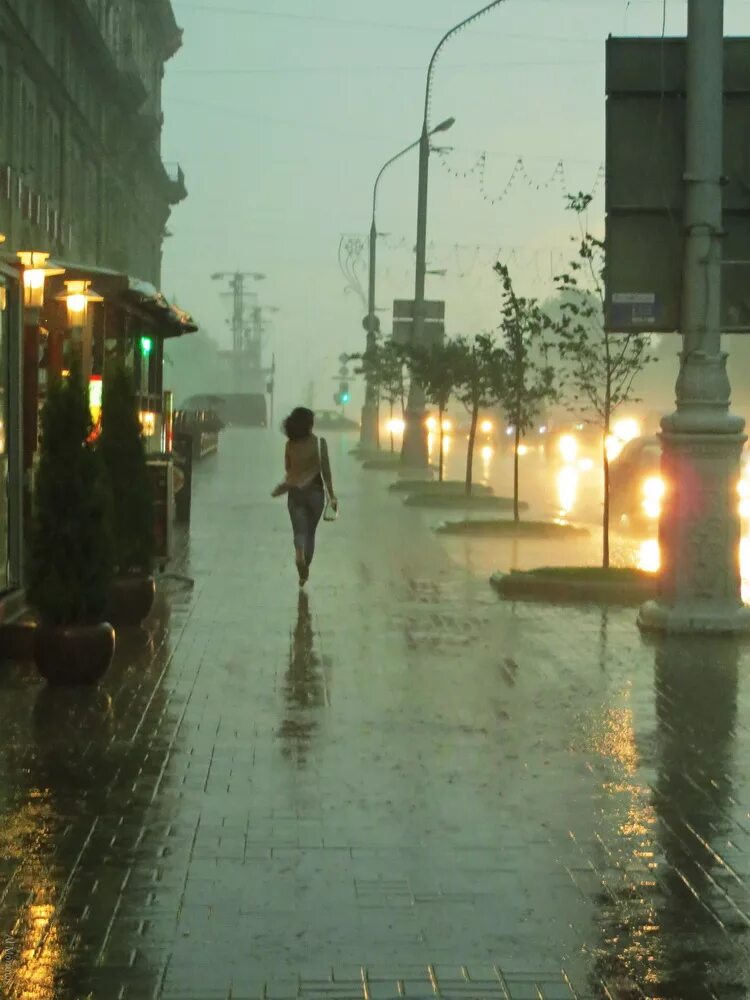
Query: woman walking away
272 407 337 585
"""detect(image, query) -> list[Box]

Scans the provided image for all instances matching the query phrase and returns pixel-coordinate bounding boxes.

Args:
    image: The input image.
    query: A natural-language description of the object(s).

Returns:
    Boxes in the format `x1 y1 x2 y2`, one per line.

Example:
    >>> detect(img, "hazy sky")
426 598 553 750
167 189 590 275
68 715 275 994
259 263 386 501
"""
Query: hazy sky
161 0 750 411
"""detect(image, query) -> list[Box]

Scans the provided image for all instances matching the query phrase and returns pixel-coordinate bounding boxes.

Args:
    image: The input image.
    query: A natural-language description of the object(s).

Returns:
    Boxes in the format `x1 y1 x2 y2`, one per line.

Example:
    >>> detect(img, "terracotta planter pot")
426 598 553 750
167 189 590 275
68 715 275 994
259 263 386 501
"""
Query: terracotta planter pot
34 622 115 686
106 574 156 627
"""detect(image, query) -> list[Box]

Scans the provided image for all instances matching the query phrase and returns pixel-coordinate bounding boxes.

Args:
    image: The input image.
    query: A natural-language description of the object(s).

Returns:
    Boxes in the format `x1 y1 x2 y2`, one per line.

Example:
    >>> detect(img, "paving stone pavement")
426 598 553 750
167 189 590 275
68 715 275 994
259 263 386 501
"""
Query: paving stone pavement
1 428 750 999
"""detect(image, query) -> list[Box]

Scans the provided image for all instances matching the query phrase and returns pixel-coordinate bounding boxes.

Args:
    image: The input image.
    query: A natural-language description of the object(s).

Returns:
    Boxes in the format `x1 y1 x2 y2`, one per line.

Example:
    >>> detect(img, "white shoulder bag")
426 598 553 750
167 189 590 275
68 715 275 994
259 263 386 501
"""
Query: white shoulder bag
317 437 339 522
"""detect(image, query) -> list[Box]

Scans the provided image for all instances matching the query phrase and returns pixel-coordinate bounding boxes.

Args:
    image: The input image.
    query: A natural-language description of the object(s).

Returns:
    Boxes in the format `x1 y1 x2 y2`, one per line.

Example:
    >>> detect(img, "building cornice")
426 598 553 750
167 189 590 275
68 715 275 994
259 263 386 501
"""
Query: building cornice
135 0 184 60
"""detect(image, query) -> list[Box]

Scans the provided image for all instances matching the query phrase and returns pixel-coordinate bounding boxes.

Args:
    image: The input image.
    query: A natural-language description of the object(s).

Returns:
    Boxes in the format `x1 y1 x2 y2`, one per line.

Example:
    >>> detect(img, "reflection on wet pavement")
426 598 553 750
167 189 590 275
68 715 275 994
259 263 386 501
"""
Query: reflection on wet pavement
277 591 328 766
0 430 749 997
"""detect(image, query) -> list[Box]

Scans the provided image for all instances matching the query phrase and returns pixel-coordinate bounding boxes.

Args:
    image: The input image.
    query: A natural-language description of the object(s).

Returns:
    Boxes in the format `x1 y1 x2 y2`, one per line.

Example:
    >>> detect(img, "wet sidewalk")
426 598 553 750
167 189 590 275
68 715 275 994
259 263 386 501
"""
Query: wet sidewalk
1 428 750 999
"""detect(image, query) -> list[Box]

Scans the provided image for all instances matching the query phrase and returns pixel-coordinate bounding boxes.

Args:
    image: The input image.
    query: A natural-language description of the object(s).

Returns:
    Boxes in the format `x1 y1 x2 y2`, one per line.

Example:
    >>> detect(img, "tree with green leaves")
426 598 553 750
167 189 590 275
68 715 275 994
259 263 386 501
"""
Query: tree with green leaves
404 338 462 482
493 262 557 522
453 334 500 496
29 362 113 626
552 192 655 568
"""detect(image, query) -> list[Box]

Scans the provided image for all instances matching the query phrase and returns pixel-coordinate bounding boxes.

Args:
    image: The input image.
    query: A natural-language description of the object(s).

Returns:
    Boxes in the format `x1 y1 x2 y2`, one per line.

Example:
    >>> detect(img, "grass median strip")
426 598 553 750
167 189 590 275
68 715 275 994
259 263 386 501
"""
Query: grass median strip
404 493 525 511
390 480 494 496
490 566 657 604
437 519 588 537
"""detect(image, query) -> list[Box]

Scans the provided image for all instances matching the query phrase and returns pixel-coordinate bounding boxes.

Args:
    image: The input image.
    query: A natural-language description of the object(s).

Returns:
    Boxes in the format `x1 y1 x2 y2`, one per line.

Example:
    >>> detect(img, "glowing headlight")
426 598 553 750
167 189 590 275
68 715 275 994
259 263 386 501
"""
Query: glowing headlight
480 419 493 434
517 444 529 457
643 476 666 501
442 418 453 432
642 476 665 520
558 434 578 464
426 416 437 432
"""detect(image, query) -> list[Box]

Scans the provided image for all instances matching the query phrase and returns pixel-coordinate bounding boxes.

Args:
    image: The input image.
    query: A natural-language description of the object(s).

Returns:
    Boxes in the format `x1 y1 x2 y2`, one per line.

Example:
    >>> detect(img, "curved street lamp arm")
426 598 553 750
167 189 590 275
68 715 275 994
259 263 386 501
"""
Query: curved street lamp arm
372 138 422 225
423 0 507 130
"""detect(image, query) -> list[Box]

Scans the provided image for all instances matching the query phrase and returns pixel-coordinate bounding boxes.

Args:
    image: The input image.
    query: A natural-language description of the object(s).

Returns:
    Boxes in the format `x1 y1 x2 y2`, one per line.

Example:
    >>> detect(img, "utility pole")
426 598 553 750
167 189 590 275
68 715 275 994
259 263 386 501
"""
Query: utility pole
401 0 505 470
401 121 432 469
211 270 265 394
639 0 750 633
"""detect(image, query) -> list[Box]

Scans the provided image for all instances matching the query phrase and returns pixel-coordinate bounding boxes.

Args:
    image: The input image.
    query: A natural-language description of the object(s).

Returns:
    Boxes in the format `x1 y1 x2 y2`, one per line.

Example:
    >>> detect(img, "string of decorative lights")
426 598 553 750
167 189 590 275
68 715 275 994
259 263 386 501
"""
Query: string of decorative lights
434 149 605 206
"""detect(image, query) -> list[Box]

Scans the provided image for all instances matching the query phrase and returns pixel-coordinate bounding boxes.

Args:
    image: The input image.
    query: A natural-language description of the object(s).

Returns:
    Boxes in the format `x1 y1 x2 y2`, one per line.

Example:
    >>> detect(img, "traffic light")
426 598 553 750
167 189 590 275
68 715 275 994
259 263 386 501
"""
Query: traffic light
140 335 153 357
339 381 350 405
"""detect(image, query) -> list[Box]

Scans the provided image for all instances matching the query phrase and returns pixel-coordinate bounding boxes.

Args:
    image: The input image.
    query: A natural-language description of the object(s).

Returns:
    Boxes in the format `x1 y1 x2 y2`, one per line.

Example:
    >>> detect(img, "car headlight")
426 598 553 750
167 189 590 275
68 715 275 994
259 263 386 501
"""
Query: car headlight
641 476 665 519
558 434 578 464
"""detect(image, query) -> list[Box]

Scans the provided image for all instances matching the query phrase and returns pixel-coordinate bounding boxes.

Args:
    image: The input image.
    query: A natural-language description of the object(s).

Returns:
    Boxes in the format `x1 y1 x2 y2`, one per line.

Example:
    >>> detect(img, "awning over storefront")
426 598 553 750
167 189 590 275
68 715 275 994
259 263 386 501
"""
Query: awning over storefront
48 262 198 339
0 253 198 339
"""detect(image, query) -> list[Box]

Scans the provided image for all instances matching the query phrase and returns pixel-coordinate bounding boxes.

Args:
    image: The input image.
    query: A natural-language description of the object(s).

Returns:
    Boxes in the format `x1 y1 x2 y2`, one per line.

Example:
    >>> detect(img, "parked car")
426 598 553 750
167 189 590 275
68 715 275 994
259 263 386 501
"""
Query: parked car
314 409 359 431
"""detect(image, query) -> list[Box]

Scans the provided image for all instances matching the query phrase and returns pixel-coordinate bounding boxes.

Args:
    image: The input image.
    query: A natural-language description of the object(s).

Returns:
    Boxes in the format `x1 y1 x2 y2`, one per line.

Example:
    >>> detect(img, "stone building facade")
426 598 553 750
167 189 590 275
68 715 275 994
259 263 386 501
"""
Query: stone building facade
0 0 187 285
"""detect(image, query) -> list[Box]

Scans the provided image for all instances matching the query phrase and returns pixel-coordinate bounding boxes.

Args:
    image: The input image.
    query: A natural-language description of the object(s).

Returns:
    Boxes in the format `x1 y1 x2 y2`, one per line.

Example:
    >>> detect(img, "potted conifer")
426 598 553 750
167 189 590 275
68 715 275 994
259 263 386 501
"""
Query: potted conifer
29 362 115 685
99 360 156 626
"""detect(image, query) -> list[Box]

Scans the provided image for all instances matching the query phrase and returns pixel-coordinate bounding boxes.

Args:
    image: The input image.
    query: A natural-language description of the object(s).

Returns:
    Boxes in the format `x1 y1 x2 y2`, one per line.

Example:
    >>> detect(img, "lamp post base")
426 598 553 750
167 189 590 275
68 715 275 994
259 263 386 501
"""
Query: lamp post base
638 598 750 635
401 407 429 470
359 404 379 453
638 387 750 634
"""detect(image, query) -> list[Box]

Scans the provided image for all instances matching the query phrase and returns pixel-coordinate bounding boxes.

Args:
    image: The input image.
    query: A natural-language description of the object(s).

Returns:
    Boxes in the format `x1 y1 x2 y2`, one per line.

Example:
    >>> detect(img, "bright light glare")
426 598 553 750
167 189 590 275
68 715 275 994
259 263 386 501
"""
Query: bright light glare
481 445 493 462
505 426 514 437
67 293 87 316
539 425 547 434
442 418 453 432
557 466 578 518
24 269 45 291
426 417 437 432
578 457 594 472
638 539 660 574
517 444 529 457
606 434 625 462
387 418 405 435
558 434 578 464
641 475 665 520
613 418 640 444
739 478 750 519
643 476 665 501
480 419 493 434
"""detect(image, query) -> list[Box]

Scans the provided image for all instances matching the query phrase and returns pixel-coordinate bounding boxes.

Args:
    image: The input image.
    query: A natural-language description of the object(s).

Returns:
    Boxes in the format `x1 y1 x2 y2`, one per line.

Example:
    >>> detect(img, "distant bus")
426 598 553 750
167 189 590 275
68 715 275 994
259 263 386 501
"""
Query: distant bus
181 393 267 428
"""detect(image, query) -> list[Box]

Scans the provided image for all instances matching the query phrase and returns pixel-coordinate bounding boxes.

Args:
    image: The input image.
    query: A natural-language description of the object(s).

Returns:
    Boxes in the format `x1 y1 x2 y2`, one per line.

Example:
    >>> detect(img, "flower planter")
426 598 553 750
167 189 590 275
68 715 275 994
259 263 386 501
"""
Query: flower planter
34 622 115 686
106 574 156 627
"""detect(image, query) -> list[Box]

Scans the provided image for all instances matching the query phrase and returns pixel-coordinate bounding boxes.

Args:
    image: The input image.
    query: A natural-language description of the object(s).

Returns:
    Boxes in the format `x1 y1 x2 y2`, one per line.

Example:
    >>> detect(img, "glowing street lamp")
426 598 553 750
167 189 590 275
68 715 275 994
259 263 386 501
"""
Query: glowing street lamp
16 251 64 311
55 280 103 326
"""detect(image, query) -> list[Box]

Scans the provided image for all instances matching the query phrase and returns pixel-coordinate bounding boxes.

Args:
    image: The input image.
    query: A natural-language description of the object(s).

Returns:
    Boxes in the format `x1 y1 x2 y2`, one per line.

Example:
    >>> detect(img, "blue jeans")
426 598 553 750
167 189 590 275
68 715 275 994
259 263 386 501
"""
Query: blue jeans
287 485 325 565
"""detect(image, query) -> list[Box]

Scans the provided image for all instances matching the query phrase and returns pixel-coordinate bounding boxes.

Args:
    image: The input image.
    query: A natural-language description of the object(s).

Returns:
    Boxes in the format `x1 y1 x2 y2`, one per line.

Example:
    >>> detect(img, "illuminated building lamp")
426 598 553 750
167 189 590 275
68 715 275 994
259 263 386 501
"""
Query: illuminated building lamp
55 279 103 326
16 251 64 311
139 411 157 437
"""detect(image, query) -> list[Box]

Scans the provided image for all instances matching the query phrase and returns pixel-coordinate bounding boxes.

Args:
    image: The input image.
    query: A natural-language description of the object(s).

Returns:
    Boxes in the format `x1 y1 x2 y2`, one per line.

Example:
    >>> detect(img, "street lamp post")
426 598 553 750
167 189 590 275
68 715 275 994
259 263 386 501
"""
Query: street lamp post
401 0 508 469
638 0 750 634
361 119 455 454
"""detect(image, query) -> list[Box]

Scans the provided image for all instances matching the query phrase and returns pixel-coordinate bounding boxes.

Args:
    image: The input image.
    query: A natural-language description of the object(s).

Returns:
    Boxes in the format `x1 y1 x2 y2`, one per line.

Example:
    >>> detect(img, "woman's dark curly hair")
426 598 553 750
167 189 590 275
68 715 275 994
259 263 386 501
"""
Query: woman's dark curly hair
283 407 315 441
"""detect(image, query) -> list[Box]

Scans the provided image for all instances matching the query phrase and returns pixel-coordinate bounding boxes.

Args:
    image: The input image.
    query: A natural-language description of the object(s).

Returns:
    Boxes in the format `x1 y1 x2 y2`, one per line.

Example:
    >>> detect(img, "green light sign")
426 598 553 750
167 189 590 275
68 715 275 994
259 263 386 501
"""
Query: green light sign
140 336 153 356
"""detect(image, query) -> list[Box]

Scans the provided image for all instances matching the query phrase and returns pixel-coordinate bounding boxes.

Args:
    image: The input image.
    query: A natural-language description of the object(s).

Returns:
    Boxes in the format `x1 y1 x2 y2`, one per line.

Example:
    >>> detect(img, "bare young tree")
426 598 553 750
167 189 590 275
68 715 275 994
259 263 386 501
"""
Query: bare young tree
493 263 557 523
404 339 462 482
379 340 407 454
552 192 654 567
453 334 500 496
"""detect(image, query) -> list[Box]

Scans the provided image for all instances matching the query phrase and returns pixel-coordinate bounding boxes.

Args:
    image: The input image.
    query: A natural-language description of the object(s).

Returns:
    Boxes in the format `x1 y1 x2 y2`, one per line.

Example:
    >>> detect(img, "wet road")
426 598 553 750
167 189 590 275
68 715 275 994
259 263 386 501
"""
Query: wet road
1 428 750 998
